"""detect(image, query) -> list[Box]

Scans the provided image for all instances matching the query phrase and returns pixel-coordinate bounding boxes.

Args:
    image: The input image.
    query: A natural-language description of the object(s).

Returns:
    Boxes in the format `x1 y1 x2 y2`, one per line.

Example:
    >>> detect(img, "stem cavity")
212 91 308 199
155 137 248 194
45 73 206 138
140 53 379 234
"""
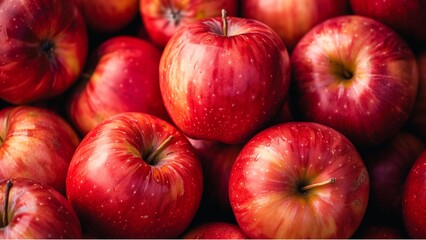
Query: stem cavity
2 180 13 227
300 178 336 192
146 135 174 165
222 9 228 37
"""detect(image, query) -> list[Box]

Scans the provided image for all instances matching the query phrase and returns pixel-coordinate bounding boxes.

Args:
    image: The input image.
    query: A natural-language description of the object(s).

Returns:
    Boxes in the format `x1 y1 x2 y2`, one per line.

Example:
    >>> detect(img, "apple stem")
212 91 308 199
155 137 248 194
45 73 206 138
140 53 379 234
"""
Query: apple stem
2 180 13 227
301 178 336 192
146 135 174 165
222 9 228 37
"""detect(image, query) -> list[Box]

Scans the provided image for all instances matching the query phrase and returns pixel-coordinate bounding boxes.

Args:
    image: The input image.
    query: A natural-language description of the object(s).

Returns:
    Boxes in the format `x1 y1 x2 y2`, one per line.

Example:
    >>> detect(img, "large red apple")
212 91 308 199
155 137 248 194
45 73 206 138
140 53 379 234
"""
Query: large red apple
68 36 169 135
229 122 370 238
182 222 247 239
0 106 80 194
0 178 82 238
350 0 426 46
140 0 238 47
0 0 88 104
66 112 203 238
160 11 291 144
362 132 425 218
402 150 426 238
73 0 138 33
290 15 419 148
242 0 349 51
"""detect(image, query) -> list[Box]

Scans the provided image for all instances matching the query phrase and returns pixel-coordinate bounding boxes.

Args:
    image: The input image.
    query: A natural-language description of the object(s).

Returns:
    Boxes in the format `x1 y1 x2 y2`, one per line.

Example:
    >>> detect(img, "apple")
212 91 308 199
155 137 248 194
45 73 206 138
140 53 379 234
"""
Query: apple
160 11 291 144
182 222 247 239
66 112 203 238
242 0 349 52
0 0 88 104
402 150 426 238
73 0 139 33
140 0 238 47
407 50 426 140
0 106 80 194
229 122 370 238
0 178 82 238
362 131 425 218
68 36 169 135
290 15 419 148
350 0 426 47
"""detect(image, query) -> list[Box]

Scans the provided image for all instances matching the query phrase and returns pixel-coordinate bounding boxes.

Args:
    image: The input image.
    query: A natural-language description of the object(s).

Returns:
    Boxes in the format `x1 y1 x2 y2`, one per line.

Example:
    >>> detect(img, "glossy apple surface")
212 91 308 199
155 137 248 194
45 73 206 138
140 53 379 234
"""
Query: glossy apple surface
0 178 82 238
0 106 80 194
66 112 203 238
74 0 138 33
402 150 426 238
140 0 238 47
243 0 349 51
229 122 370 238
160 14 290 144
0 0 88 104
68 36 169 135
290 15 419 148
350 0 426 46
182 222 247 239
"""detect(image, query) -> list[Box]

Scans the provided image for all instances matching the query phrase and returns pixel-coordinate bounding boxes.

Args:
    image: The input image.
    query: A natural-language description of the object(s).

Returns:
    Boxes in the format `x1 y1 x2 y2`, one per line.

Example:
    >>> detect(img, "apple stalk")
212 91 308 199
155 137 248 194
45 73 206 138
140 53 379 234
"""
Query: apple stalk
146 135 174 165
222 9 228 37
2 180 12 227
301 178 336 192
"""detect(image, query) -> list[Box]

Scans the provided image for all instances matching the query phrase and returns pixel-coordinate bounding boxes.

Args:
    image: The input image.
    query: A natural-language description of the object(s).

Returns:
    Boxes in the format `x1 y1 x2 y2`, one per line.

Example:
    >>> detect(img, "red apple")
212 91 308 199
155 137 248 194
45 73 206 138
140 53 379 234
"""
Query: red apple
242 0 349 52
290 15 419 148
0 0 88 104
140 0 238 47
402 150 426 238
0 178 82 238
362 132 425 218
0 106 80 194
350 0 426 46
229 122 370 238
68 36 169 135
407 50 426 140
66 112 203 238
160 11 291 144
182 222 247 239
73 0 138 33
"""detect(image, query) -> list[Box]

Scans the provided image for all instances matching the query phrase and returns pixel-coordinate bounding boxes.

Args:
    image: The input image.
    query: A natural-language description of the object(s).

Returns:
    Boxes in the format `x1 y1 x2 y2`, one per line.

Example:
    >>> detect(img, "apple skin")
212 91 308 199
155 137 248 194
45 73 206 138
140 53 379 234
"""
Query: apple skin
0 178 82 238
73 0 138 33
0 0 88 104
407 50 426 140
140 0 238 48
182 222 247 239
290 15 419 148
0 106 80 194
362 132 425 218
242 0 349 52
350 0 426 46
66 112 203 238
402 150 426 238
160 15 291 144
68 36 169 135
229 122 370 238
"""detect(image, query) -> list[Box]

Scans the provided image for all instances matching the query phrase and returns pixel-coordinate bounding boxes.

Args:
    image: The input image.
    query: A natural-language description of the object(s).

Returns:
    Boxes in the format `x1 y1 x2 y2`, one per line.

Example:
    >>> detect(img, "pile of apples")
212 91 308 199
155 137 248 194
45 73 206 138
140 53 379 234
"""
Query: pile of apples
1 0 426 238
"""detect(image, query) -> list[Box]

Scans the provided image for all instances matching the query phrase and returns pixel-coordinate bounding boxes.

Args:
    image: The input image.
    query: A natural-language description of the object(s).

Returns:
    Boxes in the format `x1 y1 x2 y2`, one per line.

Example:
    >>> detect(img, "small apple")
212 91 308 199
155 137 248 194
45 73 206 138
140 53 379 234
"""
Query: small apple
73 0 139 33
68 36 169 135
0 0 88 104
160 11 291 144
66 112 203 238
242 0 349 51
0 178 82 238
402 150 426 238
229 122 370 238
290 15 419 148
182 222 247 239
350 0 426 46
0 106 80 194
140 0 238 47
